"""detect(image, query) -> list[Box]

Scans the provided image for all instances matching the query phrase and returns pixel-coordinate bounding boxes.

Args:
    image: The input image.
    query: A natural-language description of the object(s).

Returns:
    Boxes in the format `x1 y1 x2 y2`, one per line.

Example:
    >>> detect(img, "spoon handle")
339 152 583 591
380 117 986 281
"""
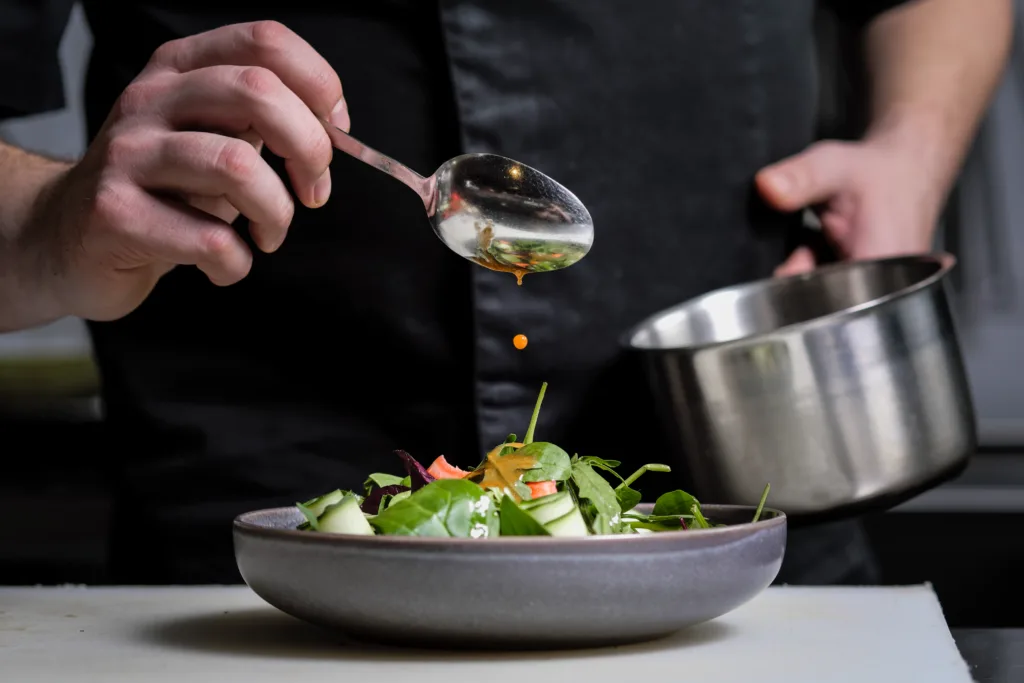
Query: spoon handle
321 121 436 213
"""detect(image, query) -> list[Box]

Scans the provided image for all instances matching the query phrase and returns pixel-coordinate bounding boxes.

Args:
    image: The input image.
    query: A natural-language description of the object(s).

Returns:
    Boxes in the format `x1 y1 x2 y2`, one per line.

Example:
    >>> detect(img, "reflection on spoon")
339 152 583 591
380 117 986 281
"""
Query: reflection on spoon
322 122 595 281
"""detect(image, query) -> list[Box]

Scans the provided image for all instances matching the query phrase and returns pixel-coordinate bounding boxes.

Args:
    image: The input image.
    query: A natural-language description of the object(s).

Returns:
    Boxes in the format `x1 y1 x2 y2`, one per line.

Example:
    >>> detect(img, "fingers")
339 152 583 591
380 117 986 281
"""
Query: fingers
774 246 816 278
108 184 254 286
127 131 295 253
147 20 349 131
159 65 333 210
755 142 854 213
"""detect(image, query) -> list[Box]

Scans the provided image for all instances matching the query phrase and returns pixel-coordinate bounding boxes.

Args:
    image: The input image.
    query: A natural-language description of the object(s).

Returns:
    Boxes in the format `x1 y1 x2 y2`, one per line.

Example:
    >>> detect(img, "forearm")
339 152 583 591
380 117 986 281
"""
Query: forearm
863 0 1014 200
0 140 73 331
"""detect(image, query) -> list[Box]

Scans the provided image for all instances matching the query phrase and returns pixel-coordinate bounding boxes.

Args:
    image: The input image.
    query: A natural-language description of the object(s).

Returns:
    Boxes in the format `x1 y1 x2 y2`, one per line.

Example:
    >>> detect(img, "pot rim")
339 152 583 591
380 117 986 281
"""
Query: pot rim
621 251 957 354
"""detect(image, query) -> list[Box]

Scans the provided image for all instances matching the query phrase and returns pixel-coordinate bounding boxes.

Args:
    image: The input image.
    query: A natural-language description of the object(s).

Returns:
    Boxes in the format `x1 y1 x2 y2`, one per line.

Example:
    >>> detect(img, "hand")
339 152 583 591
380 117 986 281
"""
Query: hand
29 21 349 321
754 133 945 277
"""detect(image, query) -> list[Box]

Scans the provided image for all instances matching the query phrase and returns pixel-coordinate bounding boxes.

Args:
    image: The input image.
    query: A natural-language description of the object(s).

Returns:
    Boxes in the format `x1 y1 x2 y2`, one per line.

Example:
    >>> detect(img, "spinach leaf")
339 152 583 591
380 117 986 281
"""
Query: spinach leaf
363 473 406 493
615 485 642 513
517 442 572 482
653 489 701 517
623 512 694 523
579 456 625 482
512 480 533 500
499 496 551 536
626 520 680 533
570 460 622 535
371 479 497 537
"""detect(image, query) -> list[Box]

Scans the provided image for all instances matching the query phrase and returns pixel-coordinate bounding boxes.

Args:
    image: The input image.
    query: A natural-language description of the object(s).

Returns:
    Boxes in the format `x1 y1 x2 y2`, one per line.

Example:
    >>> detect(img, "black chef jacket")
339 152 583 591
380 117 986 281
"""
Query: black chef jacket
2 0 907 584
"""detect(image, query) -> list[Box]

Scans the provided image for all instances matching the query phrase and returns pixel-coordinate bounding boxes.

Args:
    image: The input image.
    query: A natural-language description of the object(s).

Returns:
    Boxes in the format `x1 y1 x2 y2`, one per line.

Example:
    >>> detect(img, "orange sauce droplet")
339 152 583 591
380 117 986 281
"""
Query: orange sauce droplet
513 334 528 350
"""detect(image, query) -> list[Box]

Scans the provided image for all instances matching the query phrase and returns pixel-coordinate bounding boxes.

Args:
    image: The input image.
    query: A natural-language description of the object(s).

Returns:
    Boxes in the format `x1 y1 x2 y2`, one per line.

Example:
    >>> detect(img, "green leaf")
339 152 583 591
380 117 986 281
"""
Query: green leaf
363 473 406 494
400 476 412 487
625 520 680 533
513 480 533 500
504 434 518 443
295 502 320 530
616 485 642 513
570 460 622 535
579 456 625 482
653 489 702 517
516 442 572 482
371 479 497 537
499 496 551 536
624 512 694 523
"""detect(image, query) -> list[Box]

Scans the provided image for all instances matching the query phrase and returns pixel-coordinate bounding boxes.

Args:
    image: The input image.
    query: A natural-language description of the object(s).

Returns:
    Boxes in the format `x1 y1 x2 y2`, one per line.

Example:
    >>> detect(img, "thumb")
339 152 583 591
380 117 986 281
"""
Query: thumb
755 142 851 212
774 246 816 278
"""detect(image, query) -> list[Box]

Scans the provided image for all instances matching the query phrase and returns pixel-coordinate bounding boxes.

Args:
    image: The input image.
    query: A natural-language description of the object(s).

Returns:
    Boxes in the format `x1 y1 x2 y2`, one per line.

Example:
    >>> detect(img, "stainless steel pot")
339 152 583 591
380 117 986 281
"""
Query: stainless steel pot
624 253 975 520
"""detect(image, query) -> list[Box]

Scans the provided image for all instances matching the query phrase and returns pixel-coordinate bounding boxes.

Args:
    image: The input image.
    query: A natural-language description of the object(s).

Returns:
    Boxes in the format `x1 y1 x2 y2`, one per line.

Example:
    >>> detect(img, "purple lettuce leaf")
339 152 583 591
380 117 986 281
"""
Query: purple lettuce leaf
396 449 435 490
360 484 410 514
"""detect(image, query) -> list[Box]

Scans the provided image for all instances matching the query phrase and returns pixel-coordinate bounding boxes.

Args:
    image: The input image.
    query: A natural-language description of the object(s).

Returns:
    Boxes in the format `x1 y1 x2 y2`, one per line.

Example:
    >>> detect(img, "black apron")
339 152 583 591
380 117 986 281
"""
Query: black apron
77 0 885 584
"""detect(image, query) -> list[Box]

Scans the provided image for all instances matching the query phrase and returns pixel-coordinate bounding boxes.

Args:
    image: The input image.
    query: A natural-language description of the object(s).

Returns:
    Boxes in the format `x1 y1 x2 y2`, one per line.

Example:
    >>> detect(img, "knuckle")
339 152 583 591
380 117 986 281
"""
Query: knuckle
90 178 134 229
309 66 342 102
103 132 149 169
212 139 258 182
304 131 333 169
247 20 291 54
197 227 237 262
148 39 183 67
112 81 159 119
235 65 280 101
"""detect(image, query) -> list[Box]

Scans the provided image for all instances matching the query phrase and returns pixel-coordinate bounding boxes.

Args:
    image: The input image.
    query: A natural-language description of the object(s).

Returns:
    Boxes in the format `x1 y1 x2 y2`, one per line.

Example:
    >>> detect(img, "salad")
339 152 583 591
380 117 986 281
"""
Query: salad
295 383 771 538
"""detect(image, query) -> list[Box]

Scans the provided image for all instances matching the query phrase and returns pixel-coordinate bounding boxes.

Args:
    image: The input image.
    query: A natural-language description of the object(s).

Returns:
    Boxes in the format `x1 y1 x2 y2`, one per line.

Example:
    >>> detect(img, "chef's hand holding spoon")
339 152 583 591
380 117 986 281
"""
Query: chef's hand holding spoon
6 20 347 326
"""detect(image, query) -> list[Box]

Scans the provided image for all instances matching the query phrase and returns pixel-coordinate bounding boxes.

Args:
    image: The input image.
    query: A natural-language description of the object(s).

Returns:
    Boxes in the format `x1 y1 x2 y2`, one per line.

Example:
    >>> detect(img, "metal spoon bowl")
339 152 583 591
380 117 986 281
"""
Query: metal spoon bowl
323 123 594 284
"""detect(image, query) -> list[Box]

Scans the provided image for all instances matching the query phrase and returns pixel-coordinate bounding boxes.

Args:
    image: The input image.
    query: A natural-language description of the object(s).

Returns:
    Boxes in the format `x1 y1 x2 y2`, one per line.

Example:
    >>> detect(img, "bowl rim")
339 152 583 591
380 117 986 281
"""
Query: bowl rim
620 251 956 353
233 503 786 551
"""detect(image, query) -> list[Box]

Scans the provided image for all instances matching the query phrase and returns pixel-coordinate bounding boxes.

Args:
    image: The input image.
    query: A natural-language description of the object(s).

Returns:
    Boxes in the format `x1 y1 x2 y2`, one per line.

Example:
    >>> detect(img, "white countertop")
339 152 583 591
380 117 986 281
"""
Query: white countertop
0 584 974 682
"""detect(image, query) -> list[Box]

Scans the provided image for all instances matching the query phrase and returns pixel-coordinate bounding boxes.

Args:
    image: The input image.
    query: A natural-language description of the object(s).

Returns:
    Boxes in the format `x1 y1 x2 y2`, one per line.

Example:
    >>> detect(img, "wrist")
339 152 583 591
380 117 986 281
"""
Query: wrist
0 155 76 329
864 105 962 199
863 106 963 229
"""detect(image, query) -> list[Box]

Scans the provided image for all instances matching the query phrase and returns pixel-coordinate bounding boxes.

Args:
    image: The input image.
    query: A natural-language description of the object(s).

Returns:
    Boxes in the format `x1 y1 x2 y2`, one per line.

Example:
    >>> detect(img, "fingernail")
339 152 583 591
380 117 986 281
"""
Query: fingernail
329 98 350 132
313 168 332 207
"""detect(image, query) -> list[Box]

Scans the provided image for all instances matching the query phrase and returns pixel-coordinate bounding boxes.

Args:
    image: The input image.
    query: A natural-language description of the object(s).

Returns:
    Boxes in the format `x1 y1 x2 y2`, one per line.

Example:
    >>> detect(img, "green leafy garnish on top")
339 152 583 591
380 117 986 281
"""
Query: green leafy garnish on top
293 382 772 537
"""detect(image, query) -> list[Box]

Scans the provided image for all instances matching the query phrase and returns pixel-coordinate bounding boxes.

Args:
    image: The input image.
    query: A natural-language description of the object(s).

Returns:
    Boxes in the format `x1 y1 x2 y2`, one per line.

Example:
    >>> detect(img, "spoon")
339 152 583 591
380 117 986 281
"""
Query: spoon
322 122 594 284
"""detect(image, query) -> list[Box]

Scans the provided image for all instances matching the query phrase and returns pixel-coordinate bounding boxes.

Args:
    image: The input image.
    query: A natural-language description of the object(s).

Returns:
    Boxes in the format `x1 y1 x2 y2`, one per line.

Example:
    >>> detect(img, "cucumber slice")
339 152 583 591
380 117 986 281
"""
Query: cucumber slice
317 495 375 535
521 491 575 526
544 507 590 537
301 489 346 517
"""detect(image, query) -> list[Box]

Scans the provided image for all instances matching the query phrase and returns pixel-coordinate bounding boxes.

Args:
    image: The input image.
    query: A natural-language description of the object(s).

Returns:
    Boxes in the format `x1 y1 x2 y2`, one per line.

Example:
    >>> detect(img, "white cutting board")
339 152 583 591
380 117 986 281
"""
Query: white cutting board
0 584 973 682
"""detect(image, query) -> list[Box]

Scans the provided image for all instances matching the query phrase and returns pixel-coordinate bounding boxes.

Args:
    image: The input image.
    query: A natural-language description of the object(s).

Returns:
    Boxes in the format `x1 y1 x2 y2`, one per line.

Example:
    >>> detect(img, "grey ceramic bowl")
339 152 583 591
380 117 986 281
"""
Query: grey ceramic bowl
233 504 786 650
